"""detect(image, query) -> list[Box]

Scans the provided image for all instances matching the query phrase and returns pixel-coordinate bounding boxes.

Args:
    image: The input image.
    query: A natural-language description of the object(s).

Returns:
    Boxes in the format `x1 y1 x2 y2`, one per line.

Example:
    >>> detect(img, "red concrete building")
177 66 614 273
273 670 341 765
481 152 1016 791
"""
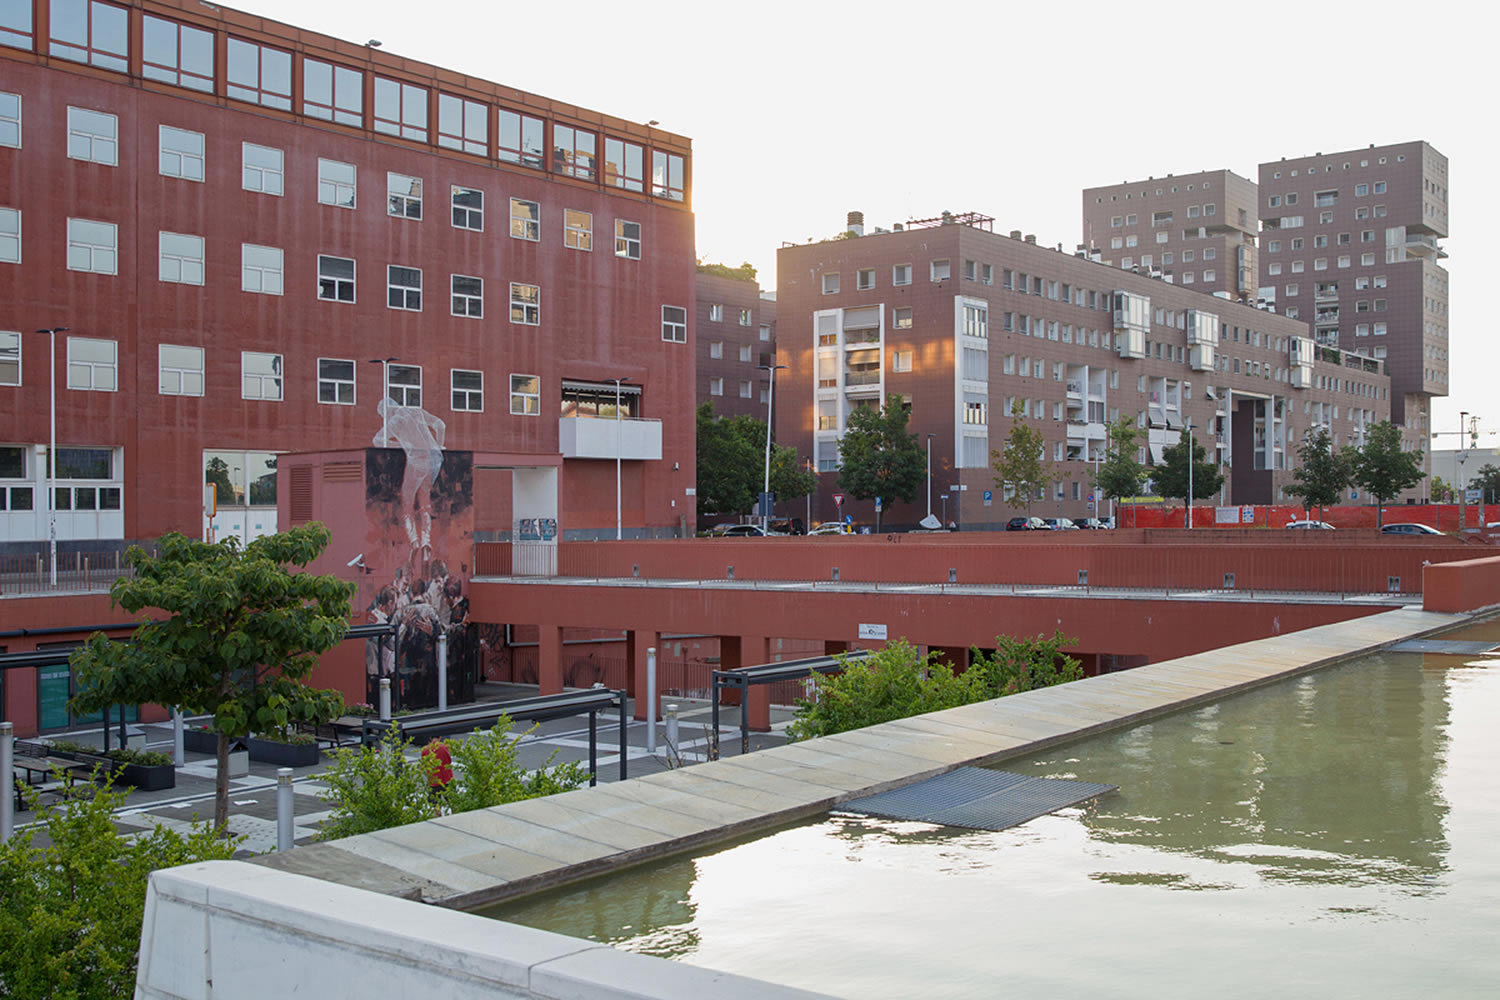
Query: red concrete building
695 269 776 420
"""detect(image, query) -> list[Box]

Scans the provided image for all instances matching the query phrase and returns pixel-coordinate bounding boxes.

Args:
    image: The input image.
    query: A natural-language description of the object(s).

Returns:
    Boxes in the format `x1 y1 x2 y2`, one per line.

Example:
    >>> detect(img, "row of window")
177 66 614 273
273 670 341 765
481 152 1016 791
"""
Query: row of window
1267 254 1388 275
0 3 687 199
705 304 756 326
1267 182 1385 209
1110 204 1218 227
707 342 758 362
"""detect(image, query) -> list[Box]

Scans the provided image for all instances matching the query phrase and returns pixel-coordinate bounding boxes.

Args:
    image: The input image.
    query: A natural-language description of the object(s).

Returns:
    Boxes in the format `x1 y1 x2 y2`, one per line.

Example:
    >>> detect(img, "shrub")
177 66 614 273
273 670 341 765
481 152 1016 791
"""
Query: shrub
787 639 982 741
969 630 1084 697
0 780 238 1000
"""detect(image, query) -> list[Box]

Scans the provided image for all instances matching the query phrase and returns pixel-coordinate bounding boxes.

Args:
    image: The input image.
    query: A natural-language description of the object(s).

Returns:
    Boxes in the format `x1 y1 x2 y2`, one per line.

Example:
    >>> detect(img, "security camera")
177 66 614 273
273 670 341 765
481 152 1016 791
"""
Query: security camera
347 553 366 568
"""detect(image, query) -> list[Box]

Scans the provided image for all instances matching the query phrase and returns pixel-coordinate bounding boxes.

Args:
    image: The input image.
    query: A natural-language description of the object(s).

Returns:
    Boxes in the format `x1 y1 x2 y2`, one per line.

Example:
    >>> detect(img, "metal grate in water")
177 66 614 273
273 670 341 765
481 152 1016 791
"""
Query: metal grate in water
1387 639 1500 655
839 767 1116 832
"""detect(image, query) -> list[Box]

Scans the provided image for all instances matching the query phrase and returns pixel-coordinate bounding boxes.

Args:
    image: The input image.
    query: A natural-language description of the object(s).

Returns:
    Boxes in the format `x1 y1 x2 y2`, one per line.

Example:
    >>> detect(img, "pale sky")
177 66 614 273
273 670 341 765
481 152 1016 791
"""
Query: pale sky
241 0 1495 458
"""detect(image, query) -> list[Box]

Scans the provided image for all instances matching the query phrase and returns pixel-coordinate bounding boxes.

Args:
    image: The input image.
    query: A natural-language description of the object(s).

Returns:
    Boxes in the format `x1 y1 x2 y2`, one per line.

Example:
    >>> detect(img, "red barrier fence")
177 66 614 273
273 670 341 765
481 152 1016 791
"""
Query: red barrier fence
1131 502 1500 531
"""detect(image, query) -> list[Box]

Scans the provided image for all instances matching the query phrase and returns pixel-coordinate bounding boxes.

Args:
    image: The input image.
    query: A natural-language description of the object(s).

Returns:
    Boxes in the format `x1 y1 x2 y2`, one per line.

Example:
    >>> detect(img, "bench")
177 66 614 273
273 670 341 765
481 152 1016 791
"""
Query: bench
11 741 82 810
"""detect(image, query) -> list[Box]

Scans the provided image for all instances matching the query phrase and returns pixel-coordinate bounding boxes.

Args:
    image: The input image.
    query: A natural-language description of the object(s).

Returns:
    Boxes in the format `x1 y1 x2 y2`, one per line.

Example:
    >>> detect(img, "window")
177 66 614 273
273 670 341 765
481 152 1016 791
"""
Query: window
893 307 912 329
317 358 355 405
1268 263 1282 275
510 374 540 414
1291 261 1305 273
241 244 283 295
564 209 592 250
0 331 19 386
738 343 751 362
444 187 484 234
708 304 724 323
510 282 540 325
510 198 540 241
1204 270 1215 282
497 109 544 168
317 159 356 208
1374 322 1387 336
893 263 911 286
739 380 752 399
1314 258 1327 271
241 143 283 196
615 219 641 260
66 218 116 274
1374 181 1386 194
240 351 282 400
963 304 987 338
981 263 993 285
451 274 482 318
603 137 644 191
857 268 875 290
1361 252 1375 266
553 124 596 179
302 58 362 126
157 125 204 181
759 324 770 342
1313 235 1328 249
226 37 292 110
892 350 912 373
931 259 951 281
822 273 840 295
652 149 685 200
50 0 127 71
661 305 687 343
317 255 355 302
963 259 977 281
158 344 203 396
67 336 116 390
67 106 116 165
709 376 723 396
158 231 203 285
739 309 753 327
373 77 428 140
1337 256 1350 269
0 207 18 263
387 172 422 219
386 364 421 406
0 0 33 50
141 15 213 92
0 91 17 147
437 93 487 155
387 265 421 311
451 369 483 412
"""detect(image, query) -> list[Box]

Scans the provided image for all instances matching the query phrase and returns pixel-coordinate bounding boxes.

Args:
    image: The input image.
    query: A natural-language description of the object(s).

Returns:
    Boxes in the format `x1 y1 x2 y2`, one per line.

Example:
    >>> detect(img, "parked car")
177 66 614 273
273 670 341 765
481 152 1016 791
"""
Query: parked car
1380 523 1444 536
768 517 805 536
1005 516 1050 531
1042 517 1081 530
808 521 850 536
1074 517 1108 530
717 524 776 537
1285 520 1336 530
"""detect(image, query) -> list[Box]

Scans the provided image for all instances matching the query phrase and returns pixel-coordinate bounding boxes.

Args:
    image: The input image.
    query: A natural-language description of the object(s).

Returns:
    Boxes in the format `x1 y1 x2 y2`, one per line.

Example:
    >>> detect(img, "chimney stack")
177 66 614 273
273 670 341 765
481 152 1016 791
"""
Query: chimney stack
846 210 865 236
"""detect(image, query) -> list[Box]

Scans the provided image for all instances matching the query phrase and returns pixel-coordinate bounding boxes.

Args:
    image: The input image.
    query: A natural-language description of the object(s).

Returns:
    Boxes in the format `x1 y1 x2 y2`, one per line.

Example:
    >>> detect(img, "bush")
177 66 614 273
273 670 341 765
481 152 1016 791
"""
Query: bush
316 715 588 841
44 740 172 767
0 780 238 1000
969 630 1083 698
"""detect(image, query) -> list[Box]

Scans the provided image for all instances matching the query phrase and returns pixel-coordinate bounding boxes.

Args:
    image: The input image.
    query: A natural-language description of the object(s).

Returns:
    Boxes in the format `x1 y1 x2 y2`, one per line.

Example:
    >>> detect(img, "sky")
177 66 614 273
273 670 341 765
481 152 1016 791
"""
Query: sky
241 0 1496 458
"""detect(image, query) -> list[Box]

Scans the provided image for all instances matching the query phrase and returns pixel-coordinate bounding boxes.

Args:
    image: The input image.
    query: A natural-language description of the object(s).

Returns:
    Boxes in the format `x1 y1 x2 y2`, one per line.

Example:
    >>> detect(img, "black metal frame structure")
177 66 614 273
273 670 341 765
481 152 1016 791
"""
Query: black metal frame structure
710 650 872 754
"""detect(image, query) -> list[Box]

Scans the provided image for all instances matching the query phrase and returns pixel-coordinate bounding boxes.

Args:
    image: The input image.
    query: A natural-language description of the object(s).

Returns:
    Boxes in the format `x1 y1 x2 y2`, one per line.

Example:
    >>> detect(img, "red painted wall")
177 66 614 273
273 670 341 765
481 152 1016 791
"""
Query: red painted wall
1424 556 1500 613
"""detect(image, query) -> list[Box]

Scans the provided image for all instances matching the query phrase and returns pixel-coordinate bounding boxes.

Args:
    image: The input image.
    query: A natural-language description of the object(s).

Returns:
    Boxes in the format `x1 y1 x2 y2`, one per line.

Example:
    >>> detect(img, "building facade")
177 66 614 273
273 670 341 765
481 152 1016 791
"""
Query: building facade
0 0 698 555
695 269 776 419
1257 142 1447 456
777 215 1390 530
1082 169 1259 302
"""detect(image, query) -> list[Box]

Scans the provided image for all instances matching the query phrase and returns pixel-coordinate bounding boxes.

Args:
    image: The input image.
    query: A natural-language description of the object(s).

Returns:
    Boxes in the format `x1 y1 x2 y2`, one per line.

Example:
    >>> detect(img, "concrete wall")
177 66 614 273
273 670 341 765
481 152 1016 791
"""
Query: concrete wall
1424 555 1500 613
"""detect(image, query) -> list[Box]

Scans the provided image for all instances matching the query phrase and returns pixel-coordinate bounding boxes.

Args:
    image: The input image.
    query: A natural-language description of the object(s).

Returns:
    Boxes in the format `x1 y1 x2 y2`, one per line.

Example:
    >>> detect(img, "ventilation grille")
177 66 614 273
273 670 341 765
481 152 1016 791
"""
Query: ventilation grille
322 461 361 482
288 466 314 524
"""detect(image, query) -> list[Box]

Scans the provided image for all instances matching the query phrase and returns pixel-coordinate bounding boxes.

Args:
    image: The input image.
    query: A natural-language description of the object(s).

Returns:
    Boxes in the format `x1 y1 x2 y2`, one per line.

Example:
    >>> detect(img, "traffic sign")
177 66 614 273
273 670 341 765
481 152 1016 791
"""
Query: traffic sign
874 497 882 512
833 492 845 507
983 490 993 507
1466 488 1482 503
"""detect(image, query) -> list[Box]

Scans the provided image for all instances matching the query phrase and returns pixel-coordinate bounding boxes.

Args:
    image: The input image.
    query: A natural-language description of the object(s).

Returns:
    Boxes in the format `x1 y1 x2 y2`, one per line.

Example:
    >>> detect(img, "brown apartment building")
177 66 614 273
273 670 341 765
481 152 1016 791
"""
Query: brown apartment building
777 214 1390 531
1257 141 1448 457
1082 170 1259 302
695 269 776 419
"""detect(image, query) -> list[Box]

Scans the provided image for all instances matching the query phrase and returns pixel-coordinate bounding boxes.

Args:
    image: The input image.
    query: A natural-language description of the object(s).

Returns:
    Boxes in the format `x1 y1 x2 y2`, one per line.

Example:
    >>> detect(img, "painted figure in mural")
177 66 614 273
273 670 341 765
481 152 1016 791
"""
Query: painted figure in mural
374 397 447 571
364 585 396 706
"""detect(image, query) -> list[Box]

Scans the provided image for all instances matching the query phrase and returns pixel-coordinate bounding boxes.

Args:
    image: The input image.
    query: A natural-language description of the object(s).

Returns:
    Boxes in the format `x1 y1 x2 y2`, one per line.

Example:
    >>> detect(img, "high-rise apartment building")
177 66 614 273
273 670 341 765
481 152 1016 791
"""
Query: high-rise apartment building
1257 142 1448 454
696 269 776 419
778 214 1388 530
1082 170 1259 302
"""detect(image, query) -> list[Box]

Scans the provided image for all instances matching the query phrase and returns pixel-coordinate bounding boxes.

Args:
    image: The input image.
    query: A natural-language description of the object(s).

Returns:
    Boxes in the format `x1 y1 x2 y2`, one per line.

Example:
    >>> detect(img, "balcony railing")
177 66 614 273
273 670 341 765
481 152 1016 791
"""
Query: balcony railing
558 416 662 460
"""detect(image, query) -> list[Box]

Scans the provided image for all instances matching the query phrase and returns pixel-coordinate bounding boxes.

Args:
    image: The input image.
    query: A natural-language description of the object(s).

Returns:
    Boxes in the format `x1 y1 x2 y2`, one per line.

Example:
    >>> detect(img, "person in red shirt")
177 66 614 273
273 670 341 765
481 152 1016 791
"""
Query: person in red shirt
421 739 453 800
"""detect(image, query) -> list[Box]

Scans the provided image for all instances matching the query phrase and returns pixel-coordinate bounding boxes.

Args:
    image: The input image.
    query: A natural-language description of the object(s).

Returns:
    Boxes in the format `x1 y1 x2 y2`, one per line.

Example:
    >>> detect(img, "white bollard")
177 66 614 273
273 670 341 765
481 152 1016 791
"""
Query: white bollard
1 722 13 844
379 678 392 721
665 703 679 759
646 647 657 754
172 707 185 767
275 767 294 852
437 631 448 713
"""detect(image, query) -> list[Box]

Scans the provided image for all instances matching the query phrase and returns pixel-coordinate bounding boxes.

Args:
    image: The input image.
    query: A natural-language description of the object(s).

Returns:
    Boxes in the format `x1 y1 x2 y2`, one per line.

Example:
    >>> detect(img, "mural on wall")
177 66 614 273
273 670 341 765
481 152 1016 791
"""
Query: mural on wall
361 402 478 710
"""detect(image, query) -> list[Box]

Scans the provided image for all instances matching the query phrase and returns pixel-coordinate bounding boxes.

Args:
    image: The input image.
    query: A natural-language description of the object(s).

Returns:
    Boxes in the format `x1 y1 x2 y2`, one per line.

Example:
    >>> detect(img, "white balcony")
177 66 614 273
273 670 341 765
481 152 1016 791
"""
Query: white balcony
558 416 662 460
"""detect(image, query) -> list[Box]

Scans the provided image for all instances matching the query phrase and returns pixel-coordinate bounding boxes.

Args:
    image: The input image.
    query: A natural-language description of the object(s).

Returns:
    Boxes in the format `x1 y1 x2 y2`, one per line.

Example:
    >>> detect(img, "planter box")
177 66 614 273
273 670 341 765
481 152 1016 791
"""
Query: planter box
118 762 176 791
246 736 321 768
183 729 218 754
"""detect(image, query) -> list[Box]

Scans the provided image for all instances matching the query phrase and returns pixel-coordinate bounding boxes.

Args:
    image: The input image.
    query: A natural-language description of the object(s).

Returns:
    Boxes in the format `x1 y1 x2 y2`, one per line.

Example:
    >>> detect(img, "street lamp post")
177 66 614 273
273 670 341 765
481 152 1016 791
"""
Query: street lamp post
1458 410 1468 530
34 327 68 586
758 363 787 532
608 378 630 541
926 433 935 520
368 357 398 445
1185 420 1195 530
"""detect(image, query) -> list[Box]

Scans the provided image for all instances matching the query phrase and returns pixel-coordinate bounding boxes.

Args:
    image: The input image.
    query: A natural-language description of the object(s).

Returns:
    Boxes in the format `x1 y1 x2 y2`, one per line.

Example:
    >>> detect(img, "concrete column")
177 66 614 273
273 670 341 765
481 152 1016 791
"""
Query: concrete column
628 629 660 721
537 624 564 695
723 635 772 733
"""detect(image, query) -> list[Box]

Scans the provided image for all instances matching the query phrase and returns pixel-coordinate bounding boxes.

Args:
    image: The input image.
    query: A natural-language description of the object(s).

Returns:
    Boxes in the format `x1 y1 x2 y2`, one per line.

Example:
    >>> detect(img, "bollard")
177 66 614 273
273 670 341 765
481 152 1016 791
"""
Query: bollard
275 768 294 852
379 677 391 721
172 707 185 767
437 631 448 713
646 647 657 754
1 722 13 844
665 703 679 760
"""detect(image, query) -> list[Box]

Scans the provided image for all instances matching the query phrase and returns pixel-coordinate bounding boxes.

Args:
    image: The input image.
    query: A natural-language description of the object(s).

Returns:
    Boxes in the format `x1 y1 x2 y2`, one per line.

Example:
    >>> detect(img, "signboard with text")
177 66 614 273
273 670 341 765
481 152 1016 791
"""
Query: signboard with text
858 623 888 640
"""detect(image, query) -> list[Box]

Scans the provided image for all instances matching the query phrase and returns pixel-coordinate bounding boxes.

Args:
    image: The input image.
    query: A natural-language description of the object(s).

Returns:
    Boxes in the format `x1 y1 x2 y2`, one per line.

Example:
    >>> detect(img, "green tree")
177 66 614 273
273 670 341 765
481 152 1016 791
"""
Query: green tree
695 404 816 519
1284 428 1353 514
69 524 353 833
1349 421 1425 528
1094 417 1144 512
968 631 1083 697
1474 463 1500 505
991 401 1060 513
1429 476 1453 505
786 640 981 741
837 394 925 530
0 780 237 999
770 443 818 507
205 455 236 506
1152 426 1224 513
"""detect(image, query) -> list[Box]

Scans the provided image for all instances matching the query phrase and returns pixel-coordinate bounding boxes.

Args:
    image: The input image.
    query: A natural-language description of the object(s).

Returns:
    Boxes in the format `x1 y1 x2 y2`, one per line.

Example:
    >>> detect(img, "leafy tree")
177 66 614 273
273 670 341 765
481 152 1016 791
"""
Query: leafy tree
695 403 816 518
1094 417 1145 510
787 640 981 741
991 401 1060 513
205 455 236 506
1284 428 1353 514
1429 476 1453 505
770 443 818 507
837 394 925 530
1349 421 1425 528
1473 463 1500 505
69 524 353 833
695 260 757 282
1152 426 1224 513
0 779 237 999
968 631 1083 697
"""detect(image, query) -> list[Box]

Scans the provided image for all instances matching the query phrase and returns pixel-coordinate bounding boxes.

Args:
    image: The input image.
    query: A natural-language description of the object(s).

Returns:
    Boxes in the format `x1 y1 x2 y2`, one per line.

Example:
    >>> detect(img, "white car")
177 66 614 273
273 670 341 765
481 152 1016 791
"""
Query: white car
807 522 849 536
1285 520 1336 530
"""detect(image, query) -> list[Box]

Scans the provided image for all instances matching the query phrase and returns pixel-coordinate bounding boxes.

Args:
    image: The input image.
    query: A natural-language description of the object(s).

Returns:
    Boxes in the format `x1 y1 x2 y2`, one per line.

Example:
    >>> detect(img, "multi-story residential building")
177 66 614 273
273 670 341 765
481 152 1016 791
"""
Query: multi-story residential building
777 213 1390 530
0 0 697 555
1257 142 1448 457
1082 170 1259 303
695 268 776 419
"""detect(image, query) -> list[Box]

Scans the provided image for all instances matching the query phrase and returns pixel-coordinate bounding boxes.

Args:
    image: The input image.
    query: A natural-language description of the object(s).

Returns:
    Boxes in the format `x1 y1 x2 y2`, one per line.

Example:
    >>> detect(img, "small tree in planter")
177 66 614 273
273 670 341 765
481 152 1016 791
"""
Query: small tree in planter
69 524 352 833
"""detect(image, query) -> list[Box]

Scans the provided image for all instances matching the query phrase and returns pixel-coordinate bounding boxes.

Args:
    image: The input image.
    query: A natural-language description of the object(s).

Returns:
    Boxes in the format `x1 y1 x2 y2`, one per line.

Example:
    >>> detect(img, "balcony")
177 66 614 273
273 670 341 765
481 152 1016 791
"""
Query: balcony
843 329 880 346
558 416 662 460
1405 233 1445 259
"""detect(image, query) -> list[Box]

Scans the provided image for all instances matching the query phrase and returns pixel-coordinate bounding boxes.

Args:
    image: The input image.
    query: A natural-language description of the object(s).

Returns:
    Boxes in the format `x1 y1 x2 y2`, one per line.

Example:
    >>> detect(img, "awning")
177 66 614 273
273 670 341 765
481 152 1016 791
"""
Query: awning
1148 440 1166 465
561 379 642 395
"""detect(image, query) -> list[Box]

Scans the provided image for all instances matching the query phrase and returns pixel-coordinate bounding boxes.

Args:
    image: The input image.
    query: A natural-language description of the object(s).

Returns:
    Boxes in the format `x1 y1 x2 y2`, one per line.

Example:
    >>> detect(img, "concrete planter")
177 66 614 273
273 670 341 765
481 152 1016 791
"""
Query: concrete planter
246 736 320 768
118 761 176 791
183 728 218 754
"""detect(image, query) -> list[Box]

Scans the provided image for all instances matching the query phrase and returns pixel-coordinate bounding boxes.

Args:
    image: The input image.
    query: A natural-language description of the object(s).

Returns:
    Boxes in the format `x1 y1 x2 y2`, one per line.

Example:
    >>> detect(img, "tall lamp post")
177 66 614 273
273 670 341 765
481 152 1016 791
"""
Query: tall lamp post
34 327 68 585
608 378 631 540
368 357 398 445
926 433 935 520
1458 410 1468 529
758 363 787 532
1185 419 1195 530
